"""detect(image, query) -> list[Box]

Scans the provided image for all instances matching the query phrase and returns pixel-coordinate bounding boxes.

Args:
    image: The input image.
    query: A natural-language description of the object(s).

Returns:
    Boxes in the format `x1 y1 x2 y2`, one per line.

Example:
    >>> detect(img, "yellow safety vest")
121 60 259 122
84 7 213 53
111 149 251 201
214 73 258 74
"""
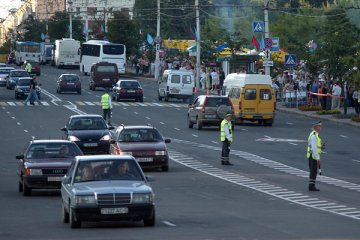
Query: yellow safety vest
220 119 232 142
101 93 110 109
25 63 32 73
307 130 322 159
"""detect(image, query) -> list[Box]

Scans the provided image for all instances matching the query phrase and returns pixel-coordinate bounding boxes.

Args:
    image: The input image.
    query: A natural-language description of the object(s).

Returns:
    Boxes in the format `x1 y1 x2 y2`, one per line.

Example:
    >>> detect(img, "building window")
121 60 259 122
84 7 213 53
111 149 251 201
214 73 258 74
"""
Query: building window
76 7 80 15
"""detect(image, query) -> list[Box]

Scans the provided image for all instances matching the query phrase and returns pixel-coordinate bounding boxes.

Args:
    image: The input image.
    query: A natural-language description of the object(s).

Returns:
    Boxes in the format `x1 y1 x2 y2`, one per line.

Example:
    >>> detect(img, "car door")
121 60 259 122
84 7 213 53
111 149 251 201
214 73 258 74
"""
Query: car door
180 74 194 96
158 73 168 97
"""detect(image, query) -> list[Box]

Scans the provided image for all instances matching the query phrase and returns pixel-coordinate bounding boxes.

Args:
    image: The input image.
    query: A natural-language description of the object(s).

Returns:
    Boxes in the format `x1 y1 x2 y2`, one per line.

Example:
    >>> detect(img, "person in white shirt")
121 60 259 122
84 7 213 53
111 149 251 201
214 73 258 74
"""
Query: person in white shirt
210 69 219 91
331 82 342 110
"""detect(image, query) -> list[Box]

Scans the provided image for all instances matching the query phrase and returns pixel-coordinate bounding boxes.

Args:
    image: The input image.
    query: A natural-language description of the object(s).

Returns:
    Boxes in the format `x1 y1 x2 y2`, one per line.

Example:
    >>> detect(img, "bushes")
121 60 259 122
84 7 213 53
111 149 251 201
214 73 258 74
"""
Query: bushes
351 116 360 122
316 109 341 115
298 105 322 111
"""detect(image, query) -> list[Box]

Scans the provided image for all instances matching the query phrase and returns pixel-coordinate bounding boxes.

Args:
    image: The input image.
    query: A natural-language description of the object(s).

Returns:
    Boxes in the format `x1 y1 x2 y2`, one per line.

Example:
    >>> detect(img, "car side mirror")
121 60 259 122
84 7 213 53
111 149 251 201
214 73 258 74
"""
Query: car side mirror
16 155 24 159
145 175 155 182
165 139 171 143
60 127 67 131
108 126 115 130
62 176 72 184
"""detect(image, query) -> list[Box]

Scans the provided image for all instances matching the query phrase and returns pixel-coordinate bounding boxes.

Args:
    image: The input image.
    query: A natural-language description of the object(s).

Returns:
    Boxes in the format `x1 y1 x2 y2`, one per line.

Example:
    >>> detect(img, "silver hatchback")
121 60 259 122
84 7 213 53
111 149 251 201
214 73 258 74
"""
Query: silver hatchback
61 155 155 228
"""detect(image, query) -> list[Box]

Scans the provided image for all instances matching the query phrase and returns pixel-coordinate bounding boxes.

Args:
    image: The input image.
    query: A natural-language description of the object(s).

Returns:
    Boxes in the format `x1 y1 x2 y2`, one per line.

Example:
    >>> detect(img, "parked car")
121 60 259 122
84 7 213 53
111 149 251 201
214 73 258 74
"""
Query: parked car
0 63 7 68
187 95 234 130
61 115 114 154
27 60 41 76
56 74 81 94
111 79 143 102
16 139 83 196
14 77 41 99
61 155 155 228
110 125 171 171
5 69 30 89
0 67 15 87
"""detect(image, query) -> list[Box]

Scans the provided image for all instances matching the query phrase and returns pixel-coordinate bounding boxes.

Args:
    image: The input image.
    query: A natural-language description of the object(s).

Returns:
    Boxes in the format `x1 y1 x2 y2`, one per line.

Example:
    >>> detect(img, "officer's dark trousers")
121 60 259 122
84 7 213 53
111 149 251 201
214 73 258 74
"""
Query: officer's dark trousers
221 139 230 161
103 108 111 122
308 156 318 188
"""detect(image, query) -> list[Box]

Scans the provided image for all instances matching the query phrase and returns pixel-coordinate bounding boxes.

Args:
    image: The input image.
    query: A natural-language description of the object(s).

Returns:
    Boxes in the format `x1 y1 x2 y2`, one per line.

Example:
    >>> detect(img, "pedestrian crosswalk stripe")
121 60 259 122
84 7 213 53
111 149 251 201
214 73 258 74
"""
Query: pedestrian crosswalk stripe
76 101 86 106
119 102 129 106
0 101 188 107
84 101 95 106
94 102 102 106
7 102 16 106
137 103 147 106
152 103 164 106
41 101 50 106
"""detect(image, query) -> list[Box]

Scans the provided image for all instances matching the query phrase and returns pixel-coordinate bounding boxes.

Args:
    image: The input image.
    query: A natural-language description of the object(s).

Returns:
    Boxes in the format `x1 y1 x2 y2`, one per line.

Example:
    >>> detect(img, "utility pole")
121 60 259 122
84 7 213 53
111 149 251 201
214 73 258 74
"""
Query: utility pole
195 0 201 88
85 15 89 41
154 0 161 81
264 0 270 76
68 0 73 39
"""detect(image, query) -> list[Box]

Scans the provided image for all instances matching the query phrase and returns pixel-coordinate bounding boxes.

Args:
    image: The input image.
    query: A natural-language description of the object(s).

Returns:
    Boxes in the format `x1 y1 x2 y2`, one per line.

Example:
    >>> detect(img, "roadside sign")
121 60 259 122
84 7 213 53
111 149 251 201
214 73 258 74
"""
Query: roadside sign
284 54 297 67
263 60 274 67
270 37 280 52
265 49 271 60
252 21 264 33
264 38 273 49
154 36 162 44
156 44 160 51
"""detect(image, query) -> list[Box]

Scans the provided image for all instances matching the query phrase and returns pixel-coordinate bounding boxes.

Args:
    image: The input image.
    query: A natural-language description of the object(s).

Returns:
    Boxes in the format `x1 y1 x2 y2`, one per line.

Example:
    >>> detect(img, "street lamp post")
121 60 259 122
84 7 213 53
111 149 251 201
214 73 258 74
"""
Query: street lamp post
68 0 73 39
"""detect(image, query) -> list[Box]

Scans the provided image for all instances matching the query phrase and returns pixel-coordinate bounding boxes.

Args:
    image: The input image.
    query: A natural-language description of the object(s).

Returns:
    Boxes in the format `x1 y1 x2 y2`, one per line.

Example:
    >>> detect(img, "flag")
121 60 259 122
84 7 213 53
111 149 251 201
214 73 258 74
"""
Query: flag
189 26 196 40
251 36 260 51
260 35 265 51
101 24 105 33
82 24 87 34
147 33 154 45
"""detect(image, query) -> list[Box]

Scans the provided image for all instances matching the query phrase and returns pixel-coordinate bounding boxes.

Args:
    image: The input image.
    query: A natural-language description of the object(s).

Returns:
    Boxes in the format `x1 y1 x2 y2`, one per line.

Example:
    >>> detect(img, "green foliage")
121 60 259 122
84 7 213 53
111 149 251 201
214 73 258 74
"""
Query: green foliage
47 11 84 42
107 12 141 55
316 109 341 114
19 15 45 42
0 38 12 54
298 105 322 111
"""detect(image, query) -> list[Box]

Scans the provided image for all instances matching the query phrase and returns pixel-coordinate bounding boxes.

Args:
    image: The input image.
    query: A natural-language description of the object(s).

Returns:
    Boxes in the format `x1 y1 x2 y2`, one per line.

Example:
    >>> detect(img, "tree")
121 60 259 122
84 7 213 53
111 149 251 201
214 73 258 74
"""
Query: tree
18 15 45 42
47 11 84 42
106 12 141 55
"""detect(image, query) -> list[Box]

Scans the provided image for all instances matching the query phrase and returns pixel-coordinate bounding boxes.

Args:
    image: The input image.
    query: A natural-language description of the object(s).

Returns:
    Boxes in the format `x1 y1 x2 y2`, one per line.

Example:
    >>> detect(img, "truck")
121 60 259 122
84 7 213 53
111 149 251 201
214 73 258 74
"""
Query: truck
40 42 53 65
52 38 80 69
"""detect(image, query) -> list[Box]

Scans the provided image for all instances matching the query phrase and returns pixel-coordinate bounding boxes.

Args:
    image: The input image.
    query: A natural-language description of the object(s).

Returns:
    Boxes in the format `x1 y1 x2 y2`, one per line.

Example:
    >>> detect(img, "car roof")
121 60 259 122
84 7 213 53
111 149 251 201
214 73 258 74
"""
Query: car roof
119 79 139 82
116 125 155 130
70 114 103 119
31 139 75 144
76 155 134 162
60 73 79 76
18 77 33 80
0 67 14 70
198 95 229 98
10 69 27 72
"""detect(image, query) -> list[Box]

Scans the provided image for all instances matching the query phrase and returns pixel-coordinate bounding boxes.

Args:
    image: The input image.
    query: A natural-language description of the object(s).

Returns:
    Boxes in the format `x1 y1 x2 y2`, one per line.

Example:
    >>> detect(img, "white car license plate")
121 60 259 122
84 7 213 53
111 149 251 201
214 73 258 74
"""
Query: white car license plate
102 78 110 81
67 83 75 85
101 207 128 215
83 143 98 147
127 90 135 93
136 157 153 162
170 89 180 93
205 114 216 118
47 176 62 181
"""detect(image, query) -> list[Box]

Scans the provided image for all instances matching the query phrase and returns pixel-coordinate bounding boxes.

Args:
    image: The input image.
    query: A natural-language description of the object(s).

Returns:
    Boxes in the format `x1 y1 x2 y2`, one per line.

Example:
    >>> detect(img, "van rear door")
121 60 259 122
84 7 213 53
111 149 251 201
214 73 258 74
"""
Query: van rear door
241 85 258 115
180 74 194 96
258 87 274 116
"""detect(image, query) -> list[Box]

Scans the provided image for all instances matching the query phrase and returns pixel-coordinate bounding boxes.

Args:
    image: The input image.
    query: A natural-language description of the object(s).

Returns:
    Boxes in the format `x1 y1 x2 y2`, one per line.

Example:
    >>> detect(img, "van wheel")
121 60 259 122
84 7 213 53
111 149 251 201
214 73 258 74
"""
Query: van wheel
264 119 273 126
188 116 193 128
196 117 202 130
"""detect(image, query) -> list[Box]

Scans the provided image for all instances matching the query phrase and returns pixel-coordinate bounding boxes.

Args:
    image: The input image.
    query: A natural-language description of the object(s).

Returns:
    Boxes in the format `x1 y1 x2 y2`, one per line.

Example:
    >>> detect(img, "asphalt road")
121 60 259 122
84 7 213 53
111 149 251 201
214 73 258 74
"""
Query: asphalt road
0 65 360 240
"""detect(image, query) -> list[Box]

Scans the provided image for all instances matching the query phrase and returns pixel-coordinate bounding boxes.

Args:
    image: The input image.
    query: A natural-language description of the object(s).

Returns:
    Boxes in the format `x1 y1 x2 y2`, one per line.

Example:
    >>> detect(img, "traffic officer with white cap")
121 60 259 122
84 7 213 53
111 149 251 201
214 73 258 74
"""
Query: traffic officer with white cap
220 113 233 165
307 121 323 191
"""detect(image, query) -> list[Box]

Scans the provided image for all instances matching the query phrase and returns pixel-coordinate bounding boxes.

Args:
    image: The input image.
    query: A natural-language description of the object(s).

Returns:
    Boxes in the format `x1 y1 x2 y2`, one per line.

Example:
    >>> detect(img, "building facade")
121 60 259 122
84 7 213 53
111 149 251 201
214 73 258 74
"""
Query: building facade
35 0 66 20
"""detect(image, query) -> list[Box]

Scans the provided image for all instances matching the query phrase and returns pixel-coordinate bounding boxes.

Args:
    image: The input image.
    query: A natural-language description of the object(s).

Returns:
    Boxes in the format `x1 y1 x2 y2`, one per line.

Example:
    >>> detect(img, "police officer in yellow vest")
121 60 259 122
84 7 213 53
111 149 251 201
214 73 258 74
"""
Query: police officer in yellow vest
220 113 233 165
101 88 112 125
307 121 323 191
24 61 32 74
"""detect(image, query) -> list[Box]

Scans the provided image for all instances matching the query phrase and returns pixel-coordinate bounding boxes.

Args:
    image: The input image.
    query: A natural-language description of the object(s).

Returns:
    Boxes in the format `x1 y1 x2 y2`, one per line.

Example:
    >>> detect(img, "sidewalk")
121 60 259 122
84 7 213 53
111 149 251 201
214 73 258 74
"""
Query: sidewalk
124 67 359 127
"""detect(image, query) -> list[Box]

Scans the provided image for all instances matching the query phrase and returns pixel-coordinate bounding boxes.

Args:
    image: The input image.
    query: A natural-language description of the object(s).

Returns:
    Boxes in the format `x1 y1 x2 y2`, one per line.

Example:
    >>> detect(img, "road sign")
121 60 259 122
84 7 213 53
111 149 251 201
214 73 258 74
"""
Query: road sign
154 36 162 44
270 37 280 52
263 61 274 67
284 54 297 67
264 38 273 49
156 44 160 51
265 49 271 60
252 21 264 33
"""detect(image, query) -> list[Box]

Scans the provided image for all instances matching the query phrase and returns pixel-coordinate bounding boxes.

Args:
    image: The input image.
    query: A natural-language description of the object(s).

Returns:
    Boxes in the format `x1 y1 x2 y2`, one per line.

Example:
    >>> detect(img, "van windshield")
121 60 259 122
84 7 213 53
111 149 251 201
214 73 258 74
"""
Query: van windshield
96 65 116 73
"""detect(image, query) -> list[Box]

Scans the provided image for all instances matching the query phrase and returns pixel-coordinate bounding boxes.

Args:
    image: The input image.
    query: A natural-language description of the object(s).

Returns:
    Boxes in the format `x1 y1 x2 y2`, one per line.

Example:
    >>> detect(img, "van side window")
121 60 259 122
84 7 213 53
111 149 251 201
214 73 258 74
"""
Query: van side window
244 89 256 100
171 75 181 84
228 88 240 99
161 74 168 82
260 89 272 100
182 75 192 84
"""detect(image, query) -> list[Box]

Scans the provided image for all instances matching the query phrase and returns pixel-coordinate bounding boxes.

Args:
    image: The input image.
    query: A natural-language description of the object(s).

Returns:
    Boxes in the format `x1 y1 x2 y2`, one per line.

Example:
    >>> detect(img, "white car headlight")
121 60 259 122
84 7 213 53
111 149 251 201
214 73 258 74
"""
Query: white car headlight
100 135 111 141
68 135 80 141
155 151 166 156
75 195 96 205
25 168 43 176
120 151 132 156
132 193 153 203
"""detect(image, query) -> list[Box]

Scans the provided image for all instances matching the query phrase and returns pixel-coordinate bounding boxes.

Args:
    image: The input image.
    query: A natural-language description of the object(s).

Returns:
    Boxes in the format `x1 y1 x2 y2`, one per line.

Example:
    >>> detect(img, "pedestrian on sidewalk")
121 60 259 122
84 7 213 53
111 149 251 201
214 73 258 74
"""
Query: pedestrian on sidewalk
220 113 233 166
331 82 342 110
307 121 323 191
353 89 360 115
101 88 112 125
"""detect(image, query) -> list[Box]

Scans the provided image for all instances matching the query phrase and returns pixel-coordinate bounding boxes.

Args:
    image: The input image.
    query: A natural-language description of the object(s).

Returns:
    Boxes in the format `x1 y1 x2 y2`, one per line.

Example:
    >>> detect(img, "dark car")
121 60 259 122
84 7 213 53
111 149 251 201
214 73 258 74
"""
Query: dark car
56 74 81 94
112 79 143 102
61 155 155 228
0 67 15 87
16 139 83 196
27 60 41 76
14 77 41 99
61 115 114 154
5 69 30 89
187 95 234 130
89 62 119 91
110 125 170 171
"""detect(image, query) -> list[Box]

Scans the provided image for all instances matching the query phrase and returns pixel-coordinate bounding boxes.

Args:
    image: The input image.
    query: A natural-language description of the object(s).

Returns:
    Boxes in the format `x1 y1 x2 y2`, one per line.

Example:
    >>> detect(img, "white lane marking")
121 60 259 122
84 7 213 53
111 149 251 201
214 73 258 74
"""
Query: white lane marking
41 101 50 106
17 122 21 125
6 111 10 114
352 159 360 163
241 129 248 131
174 128 180 131
119 102 129 106
169 149 360 221
289 143 298 146
192 134 198 137
152 103 164 106
340 135 348 138
211 141 219 144
146 117 151 120
7 102 16 106
286 122 294 125
170 138 360 193
160 122 165 125
256 135 306 143
134 112 138 115
162 221 176 227
84 101 95 106
11 116 15 119
24 130 28 133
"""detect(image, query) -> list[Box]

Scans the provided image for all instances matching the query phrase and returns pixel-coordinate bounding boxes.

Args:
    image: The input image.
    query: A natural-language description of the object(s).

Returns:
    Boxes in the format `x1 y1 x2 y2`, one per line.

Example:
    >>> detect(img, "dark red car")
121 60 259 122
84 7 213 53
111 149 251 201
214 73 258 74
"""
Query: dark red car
16 139 83 196
27 60 41 76
110 125 171 171
56 74 81 94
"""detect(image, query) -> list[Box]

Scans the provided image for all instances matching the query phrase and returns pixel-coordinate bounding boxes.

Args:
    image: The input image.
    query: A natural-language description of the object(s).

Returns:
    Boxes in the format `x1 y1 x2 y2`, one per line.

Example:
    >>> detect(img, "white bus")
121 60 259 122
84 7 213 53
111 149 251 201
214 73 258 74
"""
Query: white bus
15 41 41 65
80 40 126 75
52 38 80 68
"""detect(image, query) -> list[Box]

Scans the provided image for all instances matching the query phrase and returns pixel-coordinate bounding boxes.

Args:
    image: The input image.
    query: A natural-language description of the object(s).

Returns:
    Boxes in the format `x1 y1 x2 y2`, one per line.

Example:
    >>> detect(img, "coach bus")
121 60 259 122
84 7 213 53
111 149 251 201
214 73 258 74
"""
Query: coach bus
15 41 41 65
79 40 126 75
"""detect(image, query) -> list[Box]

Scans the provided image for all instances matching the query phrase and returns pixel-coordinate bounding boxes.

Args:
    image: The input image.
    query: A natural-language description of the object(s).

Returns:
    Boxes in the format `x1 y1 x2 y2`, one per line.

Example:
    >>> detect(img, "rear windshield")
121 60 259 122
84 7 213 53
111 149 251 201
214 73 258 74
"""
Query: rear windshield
182 75 192 84
95 65 117 73
69 118 107 130
120 81 140 88
170 75 180 84
26 142 82 159
205 98 230 107
103 45 125 55
62 75 79 82
244 89 256 100
117 129 163 142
